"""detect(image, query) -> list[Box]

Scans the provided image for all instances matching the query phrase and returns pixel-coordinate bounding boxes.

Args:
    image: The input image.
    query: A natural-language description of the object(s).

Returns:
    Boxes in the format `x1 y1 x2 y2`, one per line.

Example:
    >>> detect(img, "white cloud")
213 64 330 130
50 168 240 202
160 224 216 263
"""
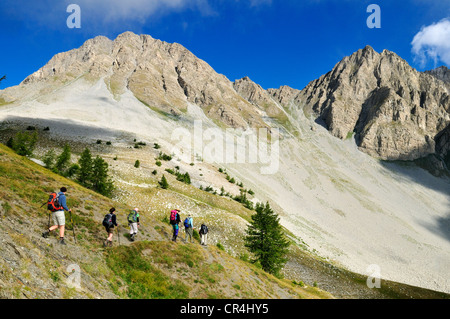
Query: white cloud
411 18 450 68
71 0 215 24
66 0 214 24
0 0 215 33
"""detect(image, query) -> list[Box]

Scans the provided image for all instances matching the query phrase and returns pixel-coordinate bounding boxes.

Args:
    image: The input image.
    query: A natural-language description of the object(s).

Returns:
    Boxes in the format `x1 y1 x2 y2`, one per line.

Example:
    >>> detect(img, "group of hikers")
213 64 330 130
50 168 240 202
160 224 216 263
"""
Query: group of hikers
41 187 210 247
169 209 209 245
101 207 140 247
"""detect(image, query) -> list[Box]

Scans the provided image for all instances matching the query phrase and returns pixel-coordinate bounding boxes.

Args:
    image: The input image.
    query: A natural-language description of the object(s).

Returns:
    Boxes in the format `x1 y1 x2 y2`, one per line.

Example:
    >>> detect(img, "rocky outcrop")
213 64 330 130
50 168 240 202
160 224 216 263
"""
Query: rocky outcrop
233 76 287 121
267 85 301 115
4 32 267 130
268 46 450 163
426 66 450 88
435 124 450 169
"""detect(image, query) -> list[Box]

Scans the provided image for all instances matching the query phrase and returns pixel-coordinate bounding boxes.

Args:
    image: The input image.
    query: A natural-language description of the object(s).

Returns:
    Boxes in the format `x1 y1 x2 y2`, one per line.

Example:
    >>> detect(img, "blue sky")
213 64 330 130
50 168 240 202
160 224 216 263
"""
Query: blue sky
1 0 450 91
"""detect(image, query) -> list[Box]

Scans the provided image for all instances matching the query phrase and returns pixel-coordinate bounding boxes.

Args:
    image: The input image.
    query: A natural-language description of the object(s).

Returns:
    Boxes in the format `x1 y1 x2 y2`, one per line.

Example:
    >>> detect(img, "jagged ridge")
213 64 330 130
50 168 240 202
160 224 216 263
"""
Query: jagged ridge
2 32 267 130
264 46 450 167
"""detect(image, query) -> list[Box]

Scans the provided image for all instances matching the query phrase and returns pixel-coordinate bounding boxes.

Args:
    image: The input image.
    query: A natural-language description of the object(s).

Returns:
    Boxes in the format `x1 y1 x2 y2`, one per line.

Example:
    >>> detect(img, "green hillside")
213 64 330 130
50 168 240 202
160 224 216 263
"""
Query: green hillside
0 143 332 299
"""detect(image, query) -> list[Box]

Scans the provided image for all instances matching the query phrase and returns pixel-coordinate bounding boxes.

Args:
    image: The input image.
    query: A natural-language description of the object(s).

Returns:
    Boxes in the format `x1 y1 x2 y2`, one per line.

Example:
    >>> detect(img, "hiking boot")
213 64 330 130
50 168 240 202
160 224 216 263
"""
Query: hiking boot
130 234 135 242
59 238 66 245
42 231 50 238
108 240 112 247
103 240 108 247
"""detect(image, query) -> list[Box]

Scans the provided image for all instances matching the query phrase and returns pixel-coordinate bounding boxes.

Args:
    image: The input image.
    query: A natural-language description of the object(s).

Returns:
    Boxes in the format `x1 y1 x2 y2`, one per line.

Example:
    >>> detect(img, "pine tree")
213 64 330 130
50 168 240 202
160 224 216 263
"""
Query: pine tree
176 172 191 185
159 174 169 189
77 148 93 187
91 156 114 197
55 143 71 174
42 149 56 170
66 163 80 178
9 131 38 156
6 137 13 149
244 202 290 277
183 172 191 184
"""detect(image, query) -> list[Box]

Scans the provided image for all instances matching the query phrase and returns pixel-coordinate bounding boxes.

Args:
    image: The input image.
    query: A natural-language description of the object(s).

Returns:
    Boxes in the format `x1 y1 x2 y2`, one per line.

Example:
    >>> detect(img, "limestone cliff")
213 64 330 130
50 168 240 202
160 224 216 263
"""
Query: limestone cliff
2 32 266 129
268 46 450 165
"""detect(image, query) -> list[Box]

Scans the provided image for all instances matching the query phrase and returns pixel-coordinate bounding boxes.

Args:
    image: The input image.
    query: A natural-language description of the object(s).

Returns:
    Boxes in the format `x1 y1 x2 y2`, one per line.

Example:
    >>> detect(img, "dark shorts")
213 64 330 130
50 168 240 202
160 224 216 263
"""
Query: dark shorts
105 226 114 234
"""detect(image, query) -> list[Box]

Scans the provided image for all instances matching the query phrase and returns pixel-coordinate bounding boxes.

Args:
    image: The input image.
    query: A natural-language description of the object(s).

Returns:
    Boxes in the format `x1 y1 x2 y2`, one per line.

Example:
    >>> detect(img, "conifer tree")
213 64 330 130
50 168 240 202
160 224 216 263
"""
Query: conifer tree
55 143 71 174
77 148 93 187
66 163 80 178
91 156 114 197
42 149 56 170
245 202 290 276
8 131 38 156
159 174 169 189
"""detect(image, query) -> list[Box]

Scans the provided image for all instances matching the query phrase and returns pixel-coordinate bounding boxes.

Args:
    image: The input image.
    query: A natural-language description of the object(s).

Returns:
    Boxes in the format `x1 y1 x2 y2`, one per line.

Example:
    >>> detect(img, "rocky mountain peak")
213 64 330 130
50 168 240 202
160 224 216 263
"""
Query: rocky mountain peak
233 76 265 103
4 31 268 130
2 34 449 171
233 76 288 121
267 47 450 167
352 45 378 61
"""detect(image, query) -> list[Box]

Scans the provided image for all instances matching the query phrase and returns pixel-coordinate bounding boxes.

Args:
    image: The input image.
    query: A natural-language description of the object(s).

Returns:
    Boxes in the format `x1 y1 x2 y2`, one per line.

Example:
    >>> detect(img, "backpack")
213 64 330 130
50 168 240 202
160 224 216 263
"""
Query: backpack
184 217 191 228
128 211 138 223
170 210 178 225
200 224 208 234
102 213 113 227
47 192 61 212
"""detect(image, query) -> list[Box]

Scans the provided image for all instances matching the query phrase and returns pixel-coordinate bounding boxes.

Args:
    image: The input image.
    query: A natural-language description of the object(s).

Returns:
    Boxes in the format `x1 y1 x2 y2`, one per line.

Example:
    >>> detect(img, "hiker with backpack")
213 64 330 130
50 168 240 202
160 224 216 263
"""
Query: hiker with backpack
170 209 181 242
127 208 140 242
184 214 194 243
102 207 118 247
199 223 209 246
42 187 71 245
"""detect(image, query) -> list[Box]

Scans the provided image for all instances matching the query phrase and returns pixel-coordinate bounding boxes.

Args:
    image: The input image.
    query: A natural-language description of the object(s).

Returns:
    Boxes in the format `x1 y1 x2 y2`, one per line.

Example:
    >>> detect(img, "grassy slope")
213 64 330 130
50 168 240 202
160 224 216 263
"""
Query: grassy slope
0 143 332 299
1 136 448 300
102 141 450 299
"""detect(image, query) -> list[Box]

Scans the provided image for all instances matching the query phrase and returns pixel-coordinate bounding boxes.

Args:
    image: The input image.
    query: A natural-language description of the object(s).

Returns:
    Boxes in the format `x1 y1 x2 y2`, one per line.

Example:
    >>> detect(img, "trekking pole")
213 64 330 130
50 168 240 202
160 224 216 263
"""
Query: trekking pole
69 210 77 243
40 201 50 231
117 224 121 245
